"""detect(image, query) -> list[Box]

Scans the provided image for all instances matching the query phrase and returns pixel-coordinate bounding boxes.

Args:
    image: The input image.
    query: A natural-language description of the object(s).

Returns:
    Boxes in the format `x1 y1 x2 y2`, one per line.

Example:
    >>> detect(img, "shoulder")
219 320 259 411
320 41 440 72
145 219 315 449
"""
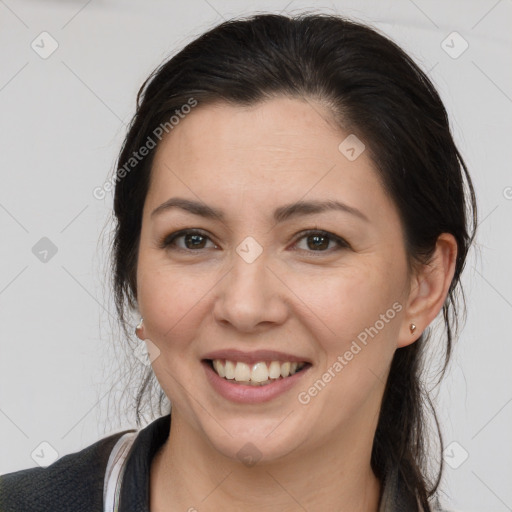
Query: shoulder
0 428 135 512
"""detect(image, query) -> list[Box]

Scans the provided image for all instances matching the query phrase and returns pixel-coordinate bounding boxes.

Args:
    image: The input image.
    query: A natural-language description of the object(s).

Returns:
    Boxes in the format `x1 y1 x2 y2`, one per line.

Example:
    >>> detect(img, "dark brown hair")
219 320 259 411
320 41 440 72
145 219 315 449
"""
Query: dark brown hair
107 12 477 510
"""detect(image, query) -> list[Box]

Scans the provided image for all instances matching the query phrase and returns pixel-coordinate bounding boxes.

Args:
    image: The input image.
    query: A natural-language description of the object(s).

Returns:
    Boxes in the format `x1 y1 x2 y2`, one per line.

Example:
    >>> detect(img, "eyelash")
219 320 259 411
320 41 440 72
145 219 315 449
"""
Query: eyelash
158 228 350 256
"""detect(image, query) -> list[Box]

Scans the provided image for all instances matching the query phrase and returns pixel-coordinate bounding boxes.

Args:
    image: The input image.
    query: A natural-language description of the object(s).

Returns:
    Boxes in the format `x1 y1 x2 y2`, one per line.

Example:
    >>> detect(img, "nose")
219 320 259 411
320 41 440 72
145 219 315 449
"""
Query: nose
212 251 289 333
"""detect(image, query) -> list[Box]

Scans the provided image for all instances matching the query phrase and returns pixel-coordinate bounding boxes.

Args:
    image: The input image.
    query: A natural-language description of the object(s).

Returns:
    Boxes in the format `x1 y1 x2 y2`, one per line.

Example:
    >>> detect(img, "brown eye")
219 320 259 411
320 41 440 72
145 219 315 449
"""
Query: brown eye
294 230 349 254
160 229 217 251
159 228 349 255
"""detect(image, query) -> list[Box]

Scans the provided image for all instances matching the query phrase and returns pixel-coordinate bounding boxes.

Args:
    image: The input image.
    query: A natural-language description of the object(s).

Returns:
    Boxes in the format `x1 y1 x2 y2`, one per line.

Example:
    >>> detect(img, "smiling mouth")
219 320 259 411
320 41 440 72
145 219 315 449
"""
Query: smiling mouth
205 359 310 386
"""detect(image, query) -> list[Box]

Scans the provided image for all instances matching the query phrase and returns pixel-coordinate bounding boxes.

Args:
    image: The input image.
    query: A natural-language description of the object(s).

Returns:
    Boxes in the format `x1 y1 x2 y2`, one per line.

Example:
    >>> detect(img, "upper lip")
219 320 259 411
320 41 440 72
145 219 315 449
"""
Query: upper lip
202 349 311 366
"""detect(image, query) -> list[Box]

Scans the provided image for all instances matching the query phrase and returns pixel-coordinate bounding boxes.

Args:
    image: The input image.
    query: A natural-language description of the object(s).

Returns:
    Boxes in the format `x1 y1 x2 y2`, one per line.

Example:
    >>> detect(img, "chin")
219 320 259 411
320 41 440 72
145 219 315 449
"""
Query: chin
195 414 309 466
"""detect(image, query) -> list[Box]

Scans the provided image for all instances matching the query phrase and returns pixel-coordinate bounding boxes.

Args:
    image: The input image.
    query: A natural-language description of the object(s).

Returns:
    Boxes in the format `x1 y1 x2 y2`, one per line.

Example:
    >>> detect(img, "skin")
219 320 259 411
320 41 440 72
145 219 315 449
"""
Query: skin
135 96 457 511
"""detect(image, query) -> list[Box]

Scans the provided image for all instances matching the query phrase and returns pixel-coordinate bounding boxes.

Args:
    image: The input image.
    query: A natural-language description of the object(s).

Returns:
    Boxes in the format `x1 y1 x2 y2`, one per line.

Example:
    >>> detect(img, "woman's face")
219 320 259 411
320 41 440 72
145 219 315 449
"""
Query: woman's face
136 96 413 463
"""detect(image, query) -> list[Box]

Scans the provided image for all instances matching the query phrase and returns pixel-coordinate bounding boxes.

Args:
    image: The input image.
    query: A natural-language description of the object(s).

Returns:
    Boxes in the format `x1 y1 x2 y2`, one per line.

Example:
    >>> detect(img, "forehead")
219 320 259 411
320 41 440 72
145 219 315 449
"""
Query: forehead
145 97 394 221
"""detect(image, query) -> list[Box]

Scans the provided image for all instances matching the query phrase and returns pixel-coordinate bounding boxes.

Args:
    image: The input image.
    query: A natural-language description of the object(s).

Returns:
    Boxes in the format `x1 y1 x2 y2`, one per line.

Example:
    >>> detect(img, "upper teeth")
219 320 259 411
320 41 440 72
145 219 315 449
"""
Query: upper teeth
212 359 306 383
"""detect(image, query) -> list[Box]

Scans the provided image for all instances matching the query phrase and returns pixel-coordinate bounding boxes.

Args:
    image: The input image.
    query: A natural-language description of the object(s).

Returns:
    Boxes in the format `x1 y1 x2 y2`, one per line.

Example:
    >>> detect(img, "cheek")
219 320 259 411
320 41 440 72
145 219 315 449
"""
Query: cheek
136 254 222 355
300 266 403 386
136 264 213 401
297 261 402 347
302 271 404 416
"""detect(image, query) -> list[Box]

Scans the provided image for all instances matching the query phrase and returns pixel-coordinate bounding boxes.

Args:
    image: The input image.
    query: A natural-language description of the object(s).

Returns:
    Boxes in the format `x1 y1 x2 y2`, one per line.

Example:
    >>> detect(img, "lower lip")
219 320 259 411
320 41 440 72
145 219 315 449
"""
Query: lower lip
202 361 310 404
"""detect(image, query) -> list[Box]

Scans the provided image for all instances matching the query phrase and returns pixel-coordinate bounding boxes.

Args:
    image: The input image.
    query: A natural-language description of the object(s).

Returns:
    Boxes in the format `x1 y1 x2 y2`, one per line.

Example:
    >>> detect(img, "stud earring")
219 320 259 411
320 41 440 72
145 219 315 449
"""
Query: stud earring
135 318 144 335
409 323 416 334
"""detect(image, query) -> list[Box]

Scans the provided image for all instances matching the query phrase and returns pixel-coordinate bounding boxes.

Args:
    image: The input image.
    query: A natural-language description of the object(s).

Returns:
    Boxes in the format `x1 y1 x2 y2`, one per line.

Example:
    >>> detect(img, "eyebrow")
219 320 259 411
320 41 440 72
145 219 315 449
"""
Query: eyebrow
151 197 369 223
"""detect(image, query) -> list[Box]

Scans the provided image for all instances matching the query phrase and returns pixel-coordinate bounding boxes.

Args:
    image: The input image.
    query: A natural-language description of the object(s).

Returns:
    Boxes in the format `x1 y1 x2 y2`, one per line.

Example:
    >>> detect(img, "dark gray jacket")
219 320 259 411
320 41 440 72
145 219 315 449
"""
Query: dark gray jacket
0 414 420 511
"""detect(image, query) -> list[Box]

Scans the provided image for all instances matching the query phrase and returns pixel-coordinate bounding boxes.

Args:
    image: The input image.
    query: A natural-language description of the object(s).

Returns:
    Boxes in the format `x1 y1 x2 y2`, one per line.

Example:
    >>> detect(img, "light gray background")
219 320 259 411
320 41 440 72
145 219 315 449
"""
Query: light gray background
1 1 511 511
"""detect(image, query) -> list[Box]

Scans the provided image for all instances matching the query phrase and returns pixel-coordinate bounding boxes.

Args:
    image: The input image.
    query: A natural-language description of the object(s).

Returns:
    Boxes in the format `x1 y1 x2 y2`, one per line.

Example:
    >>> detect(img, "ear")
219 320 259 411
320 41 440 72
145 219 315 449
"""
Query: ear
397 233 458 348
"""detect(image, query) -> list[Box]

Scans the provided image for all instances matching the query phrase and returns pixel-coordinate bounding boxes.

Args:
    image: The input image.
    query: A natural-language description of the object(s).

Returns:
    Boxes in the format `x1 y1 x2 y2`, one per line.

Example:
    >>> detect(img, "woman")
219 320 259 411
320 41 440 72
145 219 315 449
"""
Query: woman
0 12 477 512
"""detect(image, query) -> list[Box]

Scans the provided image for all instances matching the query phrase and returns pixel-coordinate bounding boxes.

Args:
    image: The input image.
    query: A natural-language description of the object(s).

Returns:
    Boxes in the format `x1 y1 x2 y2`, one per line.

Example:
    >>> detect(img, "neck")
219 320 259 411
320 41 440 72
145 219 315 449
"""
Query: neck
149 412 382 512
